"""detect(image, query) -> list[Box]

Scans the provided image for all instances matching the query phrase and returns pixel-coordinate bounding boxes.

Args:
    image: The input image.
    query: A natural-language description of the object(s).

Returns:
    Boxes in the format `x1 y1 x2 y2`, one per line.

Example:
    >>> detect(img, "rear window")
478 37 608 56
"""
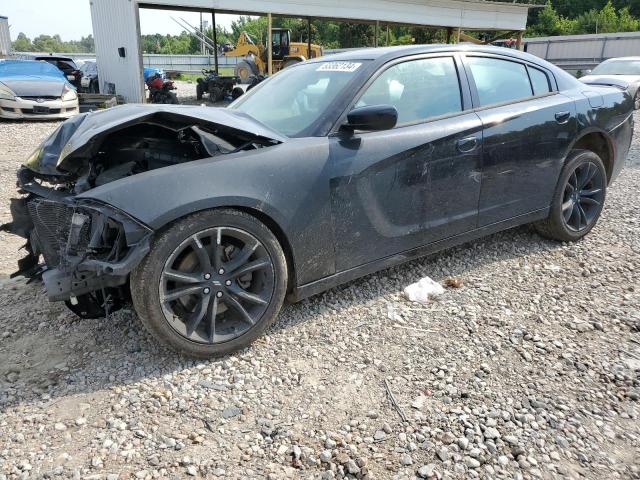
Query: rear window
467 57 533 106
529 67 551 95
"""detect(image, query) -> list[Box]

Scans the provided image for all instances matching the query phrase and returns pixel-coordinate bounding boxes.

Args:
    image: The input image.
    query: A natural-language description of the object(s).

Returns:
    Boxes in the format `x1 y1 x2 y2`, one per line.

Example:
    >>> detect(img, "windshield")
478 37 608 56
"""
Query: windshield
592 59 640 76
230 61 366 136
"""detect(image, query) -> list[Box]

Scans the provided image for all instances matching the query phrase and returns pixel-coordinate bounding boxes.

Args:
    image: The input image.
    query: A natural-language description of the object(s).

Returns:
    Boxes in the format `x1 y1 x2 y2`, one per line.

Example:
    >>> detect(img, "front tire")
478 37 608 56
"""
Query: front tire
534 149 606 242
131 209 288 358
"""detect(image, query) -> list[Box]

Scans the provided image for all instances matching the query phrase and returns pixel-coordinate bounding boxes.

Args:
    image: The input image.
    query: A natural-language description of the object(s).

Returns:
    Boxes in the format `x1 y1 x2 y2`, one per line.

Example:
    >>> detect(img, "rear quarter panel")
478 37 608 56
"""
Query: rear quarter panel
563 85 634 182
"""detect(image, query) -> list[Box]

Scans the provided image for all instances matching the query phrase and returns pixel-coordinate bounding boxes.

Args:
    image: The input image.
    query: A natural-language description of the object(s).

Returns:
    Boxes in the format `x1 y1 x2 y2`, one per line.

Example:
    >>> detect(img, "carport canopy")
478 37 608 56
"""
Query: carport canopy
90 0 534 103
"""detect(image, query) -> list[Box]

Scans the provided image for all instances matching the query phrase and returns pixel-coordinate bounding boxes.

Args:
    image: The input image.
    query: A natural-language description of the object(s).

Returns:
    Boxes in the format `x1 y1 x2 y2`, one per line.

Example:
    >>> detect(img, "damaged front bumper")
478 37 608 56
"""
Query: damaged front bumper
2 167 152 302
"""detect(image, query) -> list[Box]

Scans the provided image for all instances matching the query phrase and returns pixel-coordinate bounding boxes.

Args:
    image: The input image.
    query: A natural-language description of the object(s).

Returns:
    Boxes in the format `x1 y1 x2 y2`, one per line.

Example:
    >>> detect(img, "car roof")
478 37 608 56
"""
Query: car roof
305 43 580 92
312 44 551 67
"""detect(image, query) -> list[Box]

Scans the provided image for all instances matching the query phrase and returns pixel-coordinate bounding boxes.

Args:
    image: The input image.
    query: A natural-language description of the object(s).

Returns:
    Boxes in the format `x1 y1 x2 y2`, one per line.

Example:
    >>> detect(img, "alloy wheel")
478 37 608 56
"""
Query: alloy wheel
561 161 605 232
159 227 275 344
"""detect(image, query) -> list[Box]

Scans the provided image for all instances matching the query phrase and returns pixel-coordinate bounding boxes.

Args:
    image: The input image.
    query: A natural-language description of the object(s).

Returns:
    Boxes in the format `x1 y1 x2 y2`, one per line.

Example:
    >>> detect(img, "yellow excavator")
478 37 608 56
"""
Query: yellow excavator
225 29 323 83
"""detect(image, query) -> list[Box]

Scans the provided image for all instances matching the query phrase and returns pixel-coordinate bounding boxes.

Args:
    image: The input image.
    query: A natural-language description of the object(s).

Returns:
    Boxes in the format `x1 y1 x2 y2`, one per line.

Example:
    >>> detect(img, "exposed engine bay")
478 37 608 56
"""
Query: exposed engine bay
1 106 282 318
73 122 267 193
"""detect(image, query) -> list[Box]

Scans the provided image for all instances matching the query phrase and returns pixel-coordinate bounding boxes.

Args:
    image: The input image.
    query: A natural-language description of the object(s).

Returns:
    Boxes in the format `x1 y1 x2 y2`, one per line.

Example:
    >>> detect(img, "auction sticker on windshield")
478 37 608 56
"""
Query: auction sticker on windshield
316 62 362 72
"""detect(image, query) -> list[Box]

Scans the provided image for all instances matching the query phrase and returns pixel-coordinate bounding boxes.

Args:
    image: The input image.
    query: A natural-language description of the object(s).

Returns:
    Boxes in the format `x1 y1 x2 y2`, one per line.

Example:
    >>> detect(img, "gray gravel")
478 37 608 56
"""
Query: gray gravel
0 111 639 479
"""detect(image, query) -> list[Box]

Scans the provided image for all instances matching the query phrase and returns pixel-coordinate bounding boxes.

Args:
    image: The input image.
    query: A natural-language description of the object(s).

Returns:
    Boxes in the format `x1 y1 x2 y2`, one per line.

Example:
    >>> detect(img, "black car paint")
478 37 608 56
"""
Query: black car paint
6 45 635 306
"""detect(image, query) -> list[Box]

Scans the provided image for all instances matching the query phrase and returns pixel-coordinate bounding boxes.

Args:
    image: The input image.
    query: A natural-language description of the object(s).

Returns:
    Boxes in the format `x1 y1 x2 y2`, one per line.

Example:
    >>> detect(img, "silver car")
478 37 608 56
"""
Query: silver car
581 57 640 110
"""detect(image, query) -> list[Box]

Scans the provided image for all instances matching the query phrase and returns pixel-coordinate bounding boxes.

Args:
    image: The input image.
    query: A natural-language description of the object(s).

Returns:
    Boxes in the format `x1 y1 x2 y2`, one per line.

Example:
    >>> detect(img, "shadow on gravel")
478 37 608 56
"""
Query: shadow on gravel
0 224 563 412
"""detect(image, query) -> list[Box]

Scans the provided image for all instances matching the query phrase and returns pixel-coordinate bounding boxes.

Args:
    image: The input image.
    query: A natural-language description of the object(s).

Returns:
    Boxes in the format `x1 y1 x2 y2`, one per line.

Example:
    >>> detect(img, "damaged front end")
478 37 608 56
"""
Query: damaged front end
2 104 284 318
3 167 152 317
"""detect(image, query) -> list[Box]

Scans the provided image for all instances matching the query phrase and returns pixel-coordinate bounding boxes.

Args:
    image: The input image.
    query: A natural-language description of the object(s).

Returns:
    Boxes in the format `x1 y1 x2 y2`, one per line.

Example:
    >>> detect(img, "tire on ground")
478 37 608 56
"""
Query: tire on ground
130 209 288 358
534 149 607 242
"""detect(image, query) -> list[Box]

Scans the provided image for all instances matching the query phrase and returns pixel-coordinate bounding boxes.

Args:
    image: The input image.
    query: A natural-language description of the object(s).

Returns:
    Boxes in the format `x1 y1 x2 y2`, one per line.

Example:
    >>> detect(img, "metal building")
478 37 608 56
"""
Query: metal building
0 16 11 58
90 0 533 103
524 31 640 74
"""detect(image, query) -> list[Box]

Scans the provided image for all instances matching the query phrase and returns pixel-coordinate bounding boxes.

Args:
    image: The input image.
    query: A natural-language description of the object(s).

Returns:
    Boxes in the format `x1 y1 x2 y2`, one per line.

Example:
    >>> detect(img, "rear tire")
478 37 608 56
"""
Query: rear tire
634 90 640 110
130 209 288 358
166 92 179 104
231 86 244 100
534 149 607 242
196 82 203 100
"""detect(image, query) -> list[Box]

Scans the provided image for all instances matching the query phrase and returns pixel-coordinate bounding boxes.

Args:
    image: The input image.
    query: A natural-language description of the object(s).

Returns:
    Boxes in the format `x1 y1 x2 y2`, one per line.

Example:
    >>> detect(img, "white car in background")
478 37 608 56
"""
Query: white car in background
0 60 79 120
580 57 640 110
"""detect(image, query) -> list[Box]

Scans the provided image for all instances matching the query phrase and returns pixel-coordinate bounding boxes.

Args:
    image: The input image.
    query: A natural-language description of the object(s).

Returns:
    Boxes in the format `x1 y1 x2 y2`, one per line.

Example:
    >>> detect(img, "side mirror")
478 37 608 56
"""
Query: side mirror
343 105 398 132
583 69 592 75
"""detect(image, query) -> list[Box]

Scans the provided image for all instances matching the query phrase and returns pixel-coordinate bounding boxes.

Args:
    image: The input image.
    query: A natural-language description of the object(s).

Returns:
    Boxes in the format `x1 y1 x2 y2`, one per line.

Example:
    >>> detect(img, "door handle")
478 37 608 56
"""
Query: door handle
456 136 478 153
555 111 571 124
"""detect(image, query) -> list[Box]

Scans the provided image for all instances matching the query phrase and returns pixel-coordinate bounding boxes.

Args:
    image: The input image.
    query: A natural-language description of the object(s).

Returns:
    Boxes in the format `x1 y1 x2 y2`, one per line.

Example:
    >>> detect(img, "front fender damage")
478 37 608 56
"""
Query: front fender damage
1 167 152 314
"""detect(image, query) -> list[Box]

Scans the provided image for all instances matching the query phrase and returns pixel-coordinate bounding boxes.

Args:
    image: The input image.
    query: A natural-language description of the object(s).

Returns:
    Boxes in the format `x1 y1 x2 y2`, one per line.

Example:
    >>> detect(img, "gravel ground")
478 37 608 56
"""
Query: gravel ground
0 110 639 480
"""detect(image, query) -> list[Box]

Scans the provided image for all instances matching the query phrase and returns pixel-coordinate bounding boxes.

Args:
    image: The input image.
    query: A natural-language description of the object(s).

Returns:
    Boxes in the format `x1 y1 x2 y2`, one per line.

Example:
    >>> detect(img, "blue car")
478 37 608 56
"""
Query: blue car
0 60 79 120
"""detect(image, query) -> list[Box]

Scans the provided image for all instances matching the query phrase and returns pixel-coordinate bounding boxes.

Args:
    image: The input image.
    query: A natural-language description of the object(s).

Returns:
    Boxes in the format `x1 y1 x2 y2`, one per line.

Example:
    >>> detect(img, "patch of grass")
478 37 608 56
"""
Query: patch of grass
175 67 235 81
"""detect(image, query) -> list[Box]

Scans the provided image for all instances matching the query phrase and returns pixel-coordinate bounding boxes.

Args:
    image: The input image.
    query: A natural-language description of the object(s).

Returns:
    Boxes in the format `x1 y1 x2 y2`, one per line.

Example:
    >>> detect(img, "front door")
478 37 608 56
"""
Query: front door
329 55 484 271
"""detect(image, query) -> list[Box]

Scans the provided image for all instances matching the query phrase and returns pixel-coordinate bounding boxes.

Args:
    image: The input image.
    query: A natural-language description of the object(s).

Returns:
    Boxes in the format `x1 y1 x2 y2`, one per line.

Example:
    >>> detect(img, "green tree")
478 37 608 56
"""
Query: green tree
12 32 33 51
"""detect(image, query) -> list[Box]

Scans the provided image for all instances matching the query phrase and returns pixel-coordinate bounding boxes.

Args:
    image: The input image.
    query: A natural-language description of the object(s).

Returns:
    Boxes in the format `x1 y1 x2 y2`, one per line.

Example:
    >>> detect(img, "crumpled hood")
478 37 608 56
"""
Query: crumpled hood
24 104 288 177
581 74 640 89
1 78 66 97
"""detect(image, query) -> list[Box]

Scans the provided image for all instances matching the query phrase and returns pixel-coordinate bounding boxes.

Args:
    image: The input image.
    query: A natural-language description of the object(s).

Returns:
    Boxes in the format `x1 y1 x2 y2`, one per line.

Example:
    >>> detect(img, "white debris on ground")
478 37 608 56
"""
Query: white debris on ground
0 113 639 479
403 276 445 304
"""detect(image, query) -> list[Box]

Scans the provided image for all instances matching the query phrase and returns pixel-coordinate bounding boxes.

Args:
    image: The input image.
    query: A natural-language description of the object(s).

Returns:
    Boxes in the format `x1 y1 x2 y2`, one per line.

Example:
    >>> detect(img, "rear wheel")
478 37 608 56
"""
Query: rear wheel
534 150 606 242
634 90 640 110
131 209 287 358
209 86 224 103
166 92 179 104
231 86 244 100
196 82 203 100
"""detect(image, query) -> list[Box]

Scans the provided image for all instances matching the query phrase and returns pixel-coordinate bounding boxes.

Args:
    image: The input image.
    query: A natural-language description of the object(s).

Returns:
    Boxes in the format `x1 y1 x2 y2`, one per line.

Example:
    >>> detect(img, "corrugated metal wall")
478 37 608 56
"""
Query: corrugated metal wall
525 32 640 72
0 17 11 58
90 0 145 101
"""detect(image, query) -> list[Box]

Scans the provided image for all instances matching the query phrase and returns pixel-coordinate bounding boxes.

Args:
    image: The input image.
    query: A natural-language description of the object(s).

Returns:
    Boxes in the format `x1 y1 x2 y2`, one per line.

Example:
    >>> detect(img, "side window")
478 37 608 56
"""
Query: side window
528 66 551 96
467 56 533 106
356 57 462 125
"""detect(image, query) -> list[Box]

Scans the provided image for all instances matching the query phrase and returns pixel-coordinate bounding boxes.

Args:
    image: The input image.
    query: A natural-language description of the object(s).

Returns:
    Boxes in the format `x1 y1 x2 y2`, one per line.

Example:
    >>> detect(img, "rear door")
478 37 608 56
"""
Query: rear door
329 54 484 271
463 54 577 226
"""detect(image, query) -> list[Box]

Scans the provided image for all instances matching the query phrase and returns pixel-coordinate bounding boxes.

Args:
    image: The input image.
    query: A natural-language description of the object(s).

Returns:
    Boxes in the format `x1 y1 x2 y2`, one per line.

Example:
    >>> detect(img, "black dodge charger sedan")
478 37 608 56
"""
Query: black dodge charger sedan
3 45 634 357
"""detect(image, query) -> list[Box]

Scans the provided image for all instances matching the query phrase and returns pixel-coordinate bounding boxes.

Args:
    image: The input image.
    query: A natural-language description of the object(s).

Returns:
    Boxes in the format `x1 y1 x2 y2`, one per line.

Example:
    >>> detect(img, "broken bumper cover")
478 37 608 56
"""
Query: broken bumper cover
2 167 153 302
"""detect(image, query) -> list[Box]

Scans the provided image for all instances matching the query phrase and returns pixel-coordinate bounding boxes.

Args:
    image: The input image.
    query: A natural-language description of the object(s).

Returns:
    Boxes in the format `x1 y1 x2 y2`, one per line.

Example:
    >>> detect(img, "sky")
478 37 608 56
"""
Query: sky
0 0 240 41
